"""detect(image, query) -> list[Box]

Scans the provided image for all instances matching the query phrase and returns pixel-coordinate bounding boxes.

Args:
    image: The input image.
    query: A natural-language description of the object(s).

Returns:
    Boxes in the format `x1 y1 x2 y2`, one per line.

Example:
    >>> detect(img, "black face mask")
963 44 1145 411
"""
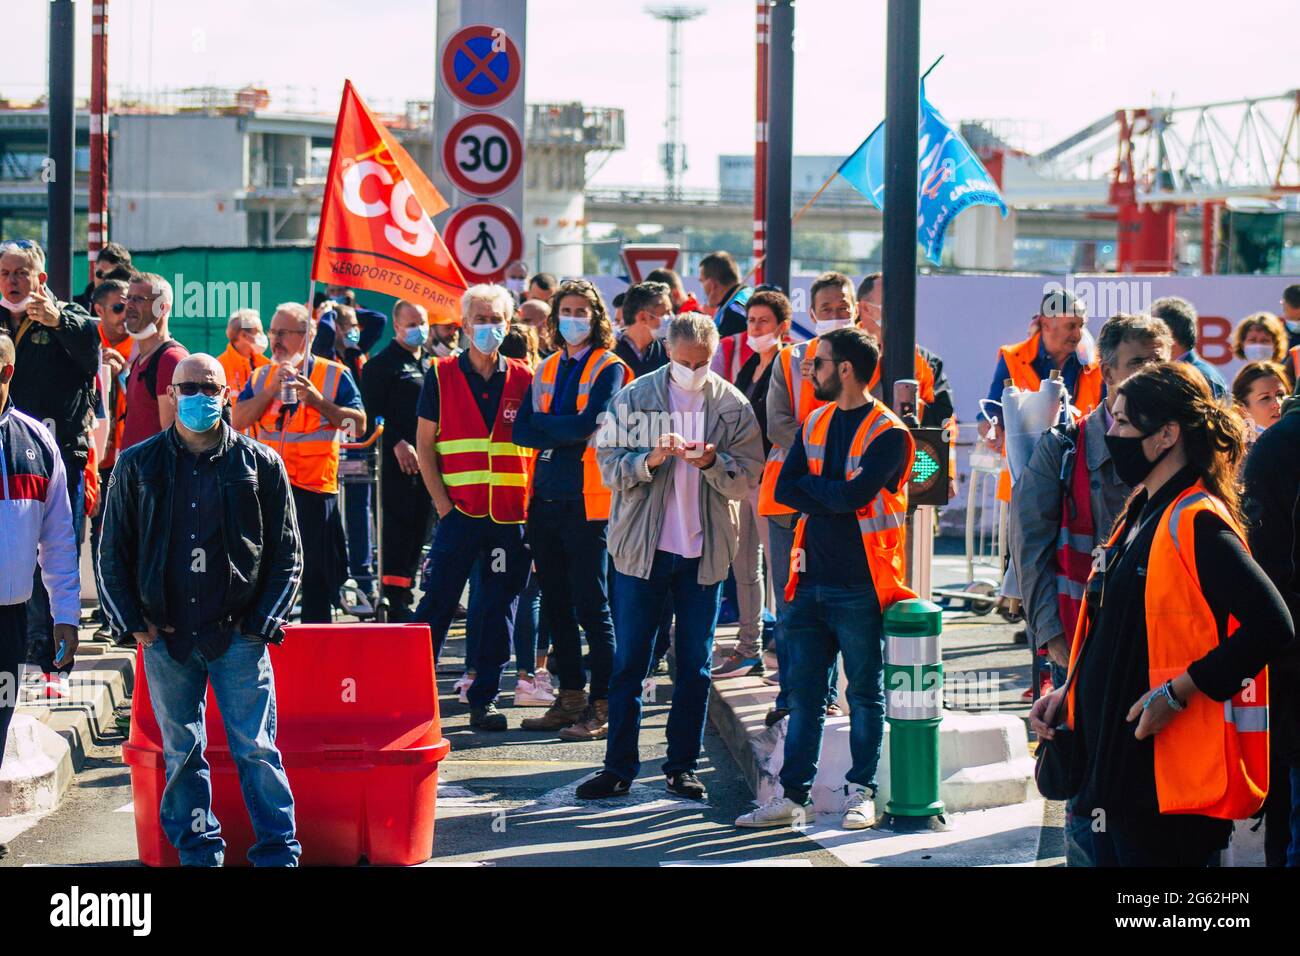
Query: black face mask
1104 431 1172 488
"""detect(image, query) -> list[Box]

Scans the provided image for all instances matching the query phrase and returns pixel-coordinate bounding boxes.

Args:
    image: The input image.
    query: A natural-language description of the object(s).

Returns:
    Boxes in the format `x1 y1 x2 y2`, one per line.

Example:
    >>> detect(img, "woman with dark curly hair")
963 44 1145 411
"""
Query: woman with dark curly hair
1030 361 1293 866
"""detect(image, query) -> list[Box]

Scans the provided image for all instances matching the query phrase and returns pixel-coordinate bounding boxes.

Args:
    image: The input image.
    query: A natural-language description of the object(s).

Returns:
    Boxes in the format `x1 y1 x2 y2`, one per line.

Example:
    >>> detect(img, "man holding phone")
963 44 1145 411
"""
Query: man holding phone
0 332 80 788
0 239 99 696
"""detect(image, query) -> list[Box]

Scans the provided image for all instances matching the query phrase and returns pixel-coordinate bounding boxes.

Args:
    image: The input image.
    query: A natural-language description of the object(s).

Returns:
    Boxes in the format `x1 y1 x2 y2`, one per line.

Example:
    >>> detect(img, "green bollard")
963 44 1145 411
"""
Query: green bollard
882 599 948 829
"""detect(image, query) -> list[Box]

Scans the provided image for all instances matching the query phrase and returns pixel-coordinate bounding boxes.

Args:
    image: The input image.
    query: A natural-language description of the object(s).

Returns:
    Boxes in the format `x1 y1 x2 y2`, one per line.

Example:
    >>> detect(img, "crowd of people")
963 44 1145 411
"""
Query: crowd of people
3 231 1299 868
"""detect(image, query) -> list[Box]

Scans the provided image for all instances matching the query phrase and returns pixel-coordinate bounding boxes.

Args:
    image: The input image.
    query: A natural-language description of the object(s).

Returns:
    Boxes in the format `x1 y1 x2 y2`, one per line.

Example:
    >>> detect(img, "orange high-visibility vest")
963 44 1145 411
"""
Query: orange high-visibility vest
1288 345 1300 383
218 342 270 420
758 338 828 517
531 347 630 521
249 355 348 494
784 400 918 608
1066 482 1269 820
867 346 937 416
995 331 1103 502
434 355 534 524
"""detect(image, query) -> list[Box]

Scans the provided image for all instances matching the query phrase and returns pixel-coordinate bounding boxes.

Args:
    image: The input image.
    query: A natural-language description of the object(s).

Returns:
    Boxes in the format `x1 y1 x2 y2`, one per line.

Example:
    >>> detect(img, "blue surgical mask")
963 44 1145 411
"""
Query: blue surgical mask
343 327 361 347
559 316 591 347
176 392 224 432
403 324 429 348
471 321 507 355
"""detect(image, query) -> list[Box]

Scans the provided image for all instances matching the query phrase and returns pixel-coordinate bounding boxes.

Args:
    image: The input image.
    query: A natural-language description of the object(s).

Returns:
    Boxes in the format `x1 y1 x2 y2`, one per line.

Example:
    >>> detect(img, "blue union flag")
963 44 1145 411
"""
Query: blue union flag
837 81 1007 265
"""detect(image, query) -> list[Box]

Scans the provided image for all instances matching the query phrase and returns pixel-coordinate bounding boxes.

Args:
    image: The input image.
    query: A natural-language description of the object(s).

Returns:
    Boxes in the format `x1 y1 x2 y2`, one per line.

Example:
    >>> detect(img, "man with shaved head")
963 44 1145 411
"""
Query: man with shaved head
98 352 304 866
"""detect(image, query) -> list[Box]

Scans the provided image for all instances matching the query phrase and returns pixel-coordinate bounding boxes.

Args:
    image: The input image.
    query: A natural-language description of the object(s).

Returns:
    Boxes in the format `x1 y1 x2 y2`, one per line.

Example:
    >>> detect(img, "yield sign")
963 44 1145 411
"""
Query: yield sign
440 24 521 109
621 244 681 284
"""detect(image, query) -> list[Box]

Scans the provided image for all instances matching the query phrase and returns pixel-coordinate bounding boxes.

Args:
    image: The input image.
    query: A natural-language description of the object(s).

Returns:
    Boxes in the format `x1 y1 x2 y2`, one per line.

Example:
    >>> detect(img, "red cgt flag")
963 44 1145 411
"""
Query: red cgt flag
313 80 466 323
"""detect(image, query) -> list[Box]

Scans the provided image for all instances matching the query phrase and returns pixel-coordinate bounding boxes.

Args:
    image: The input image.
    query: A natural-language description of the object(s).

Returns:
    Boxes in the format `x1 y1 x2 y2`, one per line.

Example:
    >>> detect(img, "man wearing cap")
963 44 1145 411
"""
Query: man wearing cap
218 309 270 421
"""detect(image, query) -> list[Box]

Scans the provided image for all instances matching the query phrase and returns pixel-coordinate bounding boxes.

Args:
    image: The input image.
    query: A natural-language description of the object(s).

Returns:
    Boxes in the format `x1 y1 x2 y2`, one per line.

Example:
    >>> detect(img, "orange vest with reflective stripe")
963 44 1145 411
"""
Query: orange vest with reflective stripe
434 355 533 524
218 342 270 425
867 346 937 415
1066 483 1269 820
250 356 348 494
995 332 1103 502
784 400 918 608
532 347 630 521
758 339 829 517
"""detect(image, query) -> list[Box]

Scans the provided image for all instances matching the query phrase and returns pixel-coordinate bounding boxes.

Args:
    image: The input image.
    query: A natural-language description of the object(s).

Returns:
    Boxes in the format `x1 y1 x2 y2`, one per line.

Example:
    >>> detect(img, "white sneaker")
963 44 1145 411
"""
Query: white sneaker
641 677 656 704
513 677 554 706
453 672 475 704
533 669 556 698
735 795 807 829
841 784 876 830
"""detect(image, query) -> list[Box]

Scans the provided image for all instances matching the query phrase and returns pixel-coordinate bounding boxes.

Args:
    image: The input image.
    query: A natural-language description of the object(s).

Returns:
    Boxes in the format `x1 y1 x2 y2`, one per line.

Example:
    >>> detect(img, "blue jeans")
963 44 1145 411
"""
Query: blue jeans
766 518 836 712
780 584 885 803
1065 798 1096 866
513 573 544 675
343 477 375 593
604 551 722 782
414 509 530 707
143 636 299 866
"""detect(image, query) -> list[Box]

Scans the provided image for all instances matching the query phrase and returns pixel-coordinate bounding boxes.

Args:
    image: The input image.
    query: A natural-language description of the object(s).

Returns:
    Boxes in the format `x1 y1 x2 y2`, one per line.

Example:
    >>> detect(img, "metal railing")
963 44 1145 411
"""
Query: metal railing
585 183 875 209
526 103 625 150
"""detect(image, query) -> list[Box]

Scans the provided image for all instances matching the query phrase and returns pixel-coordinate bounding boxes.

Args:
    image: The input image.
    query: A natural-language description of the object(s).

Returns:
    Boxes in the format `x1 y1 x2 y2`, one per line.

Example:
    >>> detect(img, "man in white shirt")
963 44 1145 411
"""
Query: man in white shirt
578 312 765 801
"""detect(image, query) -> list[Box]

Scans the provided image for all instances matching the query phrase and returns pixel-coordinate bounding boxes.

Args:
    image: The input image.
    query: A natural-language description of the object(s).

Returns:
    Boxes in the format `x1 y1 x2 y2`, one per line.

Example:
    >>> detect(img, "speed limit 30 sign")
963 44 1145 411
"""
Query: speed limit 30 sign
442 113 523 198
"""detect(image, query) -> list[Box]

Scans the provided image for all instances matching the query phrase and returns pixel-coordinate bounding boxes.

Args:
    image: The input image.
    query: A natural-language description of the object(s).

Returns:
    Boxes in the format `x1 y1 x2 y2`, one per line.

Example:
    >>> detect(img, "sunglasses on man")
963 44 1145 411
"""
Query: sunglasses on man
171 382 224 397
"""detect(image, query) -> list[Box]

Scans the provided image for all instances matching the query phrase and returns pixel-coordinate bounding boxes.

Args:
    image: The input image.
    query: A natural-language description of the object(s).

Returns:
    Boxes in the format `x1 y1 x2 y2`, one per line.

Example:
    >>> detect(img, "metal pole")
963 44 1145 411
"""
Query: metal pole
881 0 920 407
47 0 77 301
88 1 110 286
764 0 794 293
753 1 770 284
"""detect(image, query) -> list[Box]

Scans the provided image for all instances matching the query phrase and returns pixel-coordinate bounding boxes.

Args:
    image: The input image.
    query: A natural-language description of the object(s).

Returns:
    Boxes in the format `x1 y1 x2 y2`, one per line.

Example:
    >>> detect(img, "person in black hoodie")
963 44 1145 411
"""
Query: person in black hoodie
1243 395 1300 866
72 241 133 312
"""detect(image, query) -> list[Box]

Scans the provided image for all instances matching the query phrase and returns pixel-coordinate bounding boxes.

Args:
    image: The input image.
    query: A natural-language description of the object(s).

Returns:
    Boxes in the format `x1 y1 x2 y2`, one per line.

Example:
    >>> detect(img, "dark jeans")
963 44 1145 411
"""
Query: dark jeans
513 574 545 675
604 551 721 782
292 486 348 623
379 462 434 616
780 583 885 803
27 470 84 672
414 509 530 707
0 602 25 771
1065 798 1097 866
767 517 836 711
1290 767 1300 868
463 558 522 675
610 554 672 664
89 465 112 626
343 461 374 594
1090 814 1231 867
528 500 616 700
144 635 299 866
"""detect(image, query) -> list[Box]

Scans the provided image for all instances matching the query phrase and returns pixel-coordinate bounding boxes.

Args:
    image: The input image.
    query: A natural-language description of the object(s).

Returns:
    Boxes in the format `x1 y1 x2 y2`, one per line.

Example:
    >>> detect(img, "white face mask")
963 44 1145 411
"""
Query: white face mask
747 332 778 352
1075 325 1097 365
1243 343 1274 362
0 295 31 313
1287 320 1300 334
669 361 709 392
650 322 668 341
127 322 159 341
814 318 851 336
252 332 269 353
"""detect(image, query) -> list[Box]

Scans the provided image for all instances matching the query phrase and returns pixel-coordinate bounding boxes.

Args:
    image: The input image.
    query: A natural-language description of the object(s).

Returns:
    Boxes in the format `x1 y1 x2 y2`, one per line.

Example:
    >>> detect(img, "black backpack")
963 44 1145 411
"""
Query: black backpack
139 339 187 395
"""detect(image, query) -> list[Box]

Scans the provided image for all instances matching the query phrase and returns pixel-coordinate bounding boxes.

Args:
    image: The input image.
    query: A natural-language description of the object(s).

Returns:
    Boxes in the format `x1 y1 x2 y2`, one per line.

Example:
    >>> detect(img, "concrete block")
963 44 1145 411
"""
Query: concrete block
0 714 73 817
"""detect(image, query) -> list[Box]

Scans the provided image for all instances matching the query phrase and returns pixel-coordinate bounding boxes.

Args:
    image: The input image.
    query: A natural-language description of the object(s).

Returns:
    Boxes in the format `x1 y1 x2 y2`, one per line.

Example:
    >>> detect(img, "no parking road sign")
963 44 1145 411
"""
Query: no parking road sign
440 24 521 109
442 113 523 198
446 202 523 284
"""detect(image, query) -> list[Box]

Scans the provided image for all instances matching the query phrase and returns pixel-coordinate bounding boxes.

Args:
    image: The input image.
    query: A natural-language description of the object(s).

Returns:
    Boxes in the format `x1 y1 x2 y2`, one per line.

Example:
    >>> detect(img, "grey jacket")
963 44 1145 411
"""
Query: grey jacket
1009 404 1131 650
596 364 765 585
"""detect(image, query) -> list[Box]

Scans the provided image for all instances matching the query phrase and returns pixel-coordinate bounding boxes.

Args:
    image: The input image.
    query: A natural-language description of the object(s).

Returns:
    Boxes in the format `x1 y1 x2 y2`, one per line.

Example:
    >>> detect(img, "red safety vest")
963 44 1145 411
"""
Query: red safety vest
531 347 630 521
785 400 917 608
718 332 755 384
433 355 533 524
1066 482 1269 819
1055 416 1095 640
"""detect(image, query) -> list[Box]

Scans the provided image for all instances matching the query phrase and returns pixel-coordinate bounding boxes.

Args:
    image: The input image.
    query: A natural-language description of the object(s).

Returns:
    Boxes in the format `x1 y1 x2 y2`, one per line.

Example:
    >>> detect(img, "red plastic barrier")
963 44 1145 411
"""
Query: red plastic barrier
123 623 450 866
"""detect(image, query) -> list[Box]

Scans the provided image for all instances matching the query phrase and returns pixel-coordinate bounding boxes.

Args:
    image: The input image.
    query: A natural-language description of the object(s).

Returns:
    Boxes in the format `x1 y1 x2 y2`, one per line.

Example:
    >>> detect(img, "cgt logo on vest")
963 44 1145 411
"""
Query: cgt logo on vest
501 399 520 423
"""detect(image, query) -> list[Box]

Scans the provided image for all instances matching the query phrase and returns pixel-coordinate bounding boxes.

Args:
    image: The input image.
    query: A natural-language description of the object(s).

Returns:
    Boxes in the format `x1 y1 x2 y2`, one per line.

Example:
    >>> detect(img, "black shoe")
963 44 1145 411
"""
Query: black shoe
469 702 508 731
386 604 413 623
764 707 790 727
453 603 468 621
575 770 631 800
665 770 707 801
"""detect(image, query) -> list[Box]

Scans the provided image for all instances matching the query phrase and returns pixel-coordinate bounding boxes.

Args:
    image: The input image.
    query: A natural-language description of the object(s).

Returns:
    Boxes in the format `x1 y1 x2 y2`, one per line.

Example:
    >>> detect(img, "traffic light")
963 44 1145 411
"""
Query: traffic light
908 426 950 507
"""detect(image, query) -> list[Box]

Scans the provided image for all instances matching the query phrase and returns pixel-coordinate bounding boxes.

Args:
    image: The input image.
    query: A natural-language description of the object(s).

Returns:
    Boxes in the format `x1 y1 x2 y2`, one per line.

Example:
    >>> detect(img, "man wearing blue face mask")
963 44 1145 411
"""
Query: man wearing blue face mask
414 285 535 732
98 353 303 866
359 300 436 621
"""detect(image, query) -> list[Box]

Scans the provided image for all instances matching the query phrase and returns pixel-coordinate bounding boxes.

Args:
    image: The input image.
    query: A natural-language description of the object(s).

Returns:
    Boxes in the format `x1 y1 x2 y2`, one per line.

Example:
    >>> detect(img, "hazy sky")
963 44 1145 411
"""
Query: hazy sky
6 0 1297 189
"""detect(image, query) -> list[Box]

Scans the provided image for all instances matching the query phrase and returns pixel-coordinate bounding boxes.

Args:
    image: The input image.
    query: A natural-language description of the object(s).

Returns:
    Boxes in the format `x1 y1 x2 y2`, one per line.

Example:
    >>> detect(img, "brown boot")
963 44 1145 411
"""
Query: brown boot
557 698 610 741
520 688 587 731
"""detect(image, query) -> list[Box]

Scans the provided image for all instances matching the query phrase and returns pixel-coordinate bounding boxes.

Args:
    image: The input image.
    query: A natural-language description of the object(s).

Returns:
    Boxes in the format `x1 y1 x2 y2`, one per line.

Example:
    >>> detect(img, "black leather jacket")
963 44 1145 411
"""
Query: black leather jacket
97 423 302 651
